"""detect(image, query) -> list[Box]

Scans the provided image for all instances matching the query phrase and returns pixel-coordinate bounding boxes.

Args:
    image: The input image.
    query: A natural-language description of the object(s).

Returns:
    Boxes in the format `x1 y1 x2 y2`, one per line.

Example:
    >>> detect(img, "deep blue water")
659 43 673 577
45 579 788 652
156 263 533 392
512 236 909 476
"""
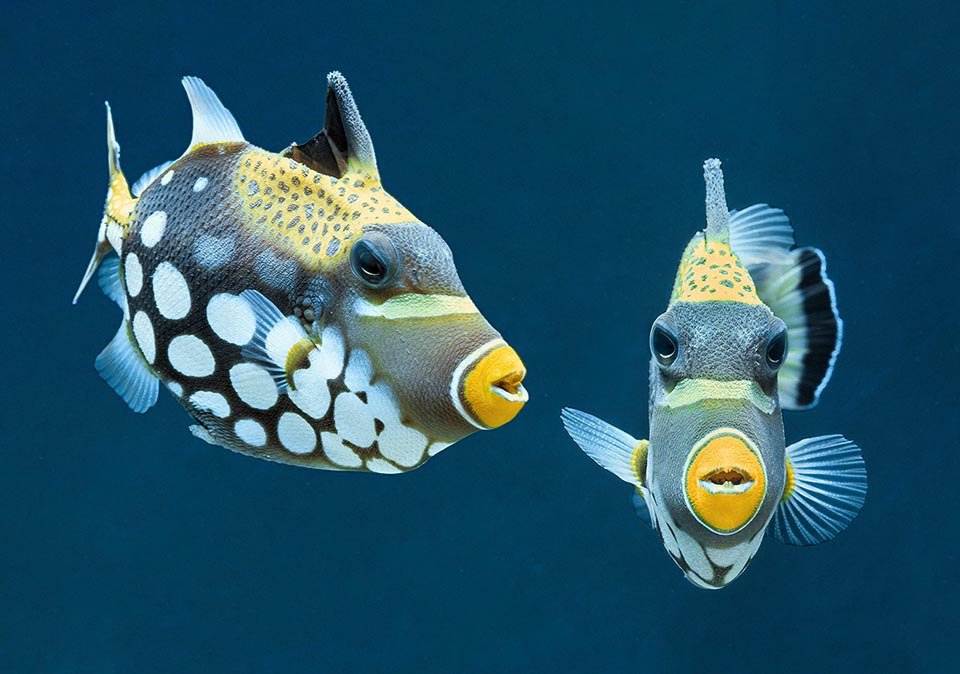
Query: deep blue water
3 1 957 671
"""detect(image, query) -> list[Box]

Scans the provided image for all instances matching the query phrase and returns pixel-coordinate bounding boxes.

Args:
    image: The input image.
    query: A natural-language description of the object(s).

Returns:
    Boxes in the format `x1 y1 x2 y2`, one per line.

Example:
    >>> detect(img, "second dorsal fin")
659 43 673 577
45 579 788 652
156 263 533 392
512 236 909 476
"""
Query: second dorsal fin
182 76 245 149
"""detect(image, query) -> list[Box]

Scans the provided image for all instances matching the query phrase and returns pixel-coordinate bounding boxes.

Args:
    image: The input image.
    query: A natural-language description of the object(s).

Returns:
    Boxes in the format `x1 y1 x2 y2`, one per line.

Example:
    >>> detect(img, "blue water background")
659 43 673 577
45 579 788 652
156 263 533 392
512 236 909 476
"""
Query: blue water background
2 1 957 671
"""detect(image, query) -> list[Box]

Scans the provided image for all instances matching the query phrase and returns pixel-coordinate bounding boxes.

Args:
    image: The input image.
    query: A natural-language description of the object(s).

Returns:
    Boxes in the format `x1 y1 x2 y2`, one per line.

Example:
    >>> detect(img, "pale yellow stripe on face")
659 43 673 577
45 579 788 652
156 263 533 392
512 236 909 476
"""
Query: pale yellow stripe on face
666 379 776 415
356 294 479 320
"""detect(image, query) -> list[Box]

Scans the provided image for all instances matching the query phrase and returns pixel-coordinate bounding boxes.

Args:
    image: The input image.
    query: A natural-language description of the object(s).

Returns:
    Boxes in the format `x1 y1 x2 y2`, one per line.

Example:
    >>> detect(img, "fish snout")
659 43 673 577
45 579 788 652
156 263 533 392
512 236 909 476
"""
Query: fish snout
683 429 767 534
453 340 528 429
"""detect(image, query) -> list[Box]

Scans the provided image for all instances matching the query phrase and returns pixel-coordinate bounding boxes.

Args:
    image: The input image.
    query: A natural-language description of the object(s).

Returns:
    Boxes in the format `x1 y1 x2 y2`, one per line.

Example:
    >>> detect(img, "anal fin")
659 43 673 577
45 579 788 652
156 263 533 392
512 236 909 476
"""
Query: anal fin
770 435 867 546
95 322 159 413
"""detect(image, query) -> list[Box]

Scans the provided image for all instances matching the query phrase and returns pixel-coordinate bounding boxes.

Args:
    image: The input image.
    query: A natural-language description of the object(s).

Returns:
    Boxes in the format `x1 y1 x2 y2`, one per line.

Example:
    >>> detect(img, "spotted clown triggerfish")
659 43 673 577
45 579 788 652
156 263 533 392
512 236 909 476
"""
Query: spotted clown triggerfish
75 73 528 473
562 159 867 588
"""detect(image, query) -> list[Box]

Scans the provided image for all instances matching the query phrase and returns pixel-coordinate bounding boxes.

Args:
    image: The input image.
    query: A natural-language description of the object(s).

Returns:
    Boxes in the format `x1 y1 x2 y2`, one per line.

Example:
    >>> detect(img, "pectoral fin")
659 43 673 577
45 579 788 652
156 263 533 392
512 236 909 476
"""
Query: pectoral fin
770 435 867 546
239 289 317 394
560 408 646 489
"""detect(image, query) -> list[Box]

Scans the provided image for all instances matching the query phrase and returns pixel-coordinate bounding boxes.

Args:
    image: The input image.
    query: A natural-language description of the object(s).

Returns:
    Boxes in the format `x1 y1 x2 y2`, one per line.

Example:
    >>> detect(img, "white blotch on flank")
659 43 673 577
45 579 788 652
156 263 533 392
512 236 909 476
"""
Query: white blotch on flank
318 326 344 380
124 252 143 297
366 382 401 424
229 362 277 410
288 350 332 419
278 412 316 454
152 261 191 320
366 458 402 474
377 423 428 467
321 432 362 468
207 293 255 345
428 441 452 457
334 392 376 447
140 211 167 248
194 233 235 268
193 176 209 192
234 418 266 447
160 170 174 185
166 381 183 397
168 334 215 377
343 349 373 392
189 390 231 418
132 311 156 364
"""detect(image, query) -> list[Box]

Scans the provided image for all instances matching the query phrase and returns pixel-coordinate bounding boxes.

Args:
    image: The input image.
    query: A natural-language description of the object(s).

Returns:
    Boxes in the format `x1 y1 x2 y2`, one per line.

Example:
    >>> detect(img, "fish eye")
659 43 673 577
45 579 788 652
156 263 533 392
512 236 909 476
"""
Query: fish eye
650 323 679 367
765 329 788 370
350 233 399 287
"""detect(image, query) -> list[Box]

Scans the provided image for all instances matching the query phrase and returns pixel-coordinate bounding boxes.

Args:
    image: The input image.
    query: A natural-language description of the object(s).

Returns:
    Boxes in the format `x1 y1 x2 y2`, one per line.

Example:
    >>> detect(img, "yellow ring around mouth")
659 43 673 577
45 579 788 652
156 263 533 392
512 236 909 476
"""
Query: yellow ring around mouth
460 344 528 429
683 429 767 534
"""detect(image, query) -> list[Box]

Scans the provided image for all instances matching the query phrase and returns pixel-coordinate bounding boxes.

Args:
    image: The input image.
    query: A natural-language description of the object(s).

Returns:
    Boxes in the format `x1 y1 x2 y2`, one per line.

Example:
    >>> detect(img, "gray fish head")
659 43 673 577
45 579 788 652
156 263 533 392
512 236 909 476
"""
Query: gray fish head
645 301 788 588
337 220 528 447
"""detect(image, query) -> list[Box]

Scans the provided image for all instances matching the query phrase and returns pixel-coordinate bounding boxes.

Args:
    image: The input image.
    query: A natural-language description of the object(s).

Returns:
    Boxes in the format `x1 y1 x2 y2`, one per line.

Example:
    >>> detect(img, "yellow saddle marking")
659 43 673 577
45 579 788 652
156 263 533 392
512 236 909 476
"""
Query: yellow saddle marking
671 237 761 305
234 148 415 271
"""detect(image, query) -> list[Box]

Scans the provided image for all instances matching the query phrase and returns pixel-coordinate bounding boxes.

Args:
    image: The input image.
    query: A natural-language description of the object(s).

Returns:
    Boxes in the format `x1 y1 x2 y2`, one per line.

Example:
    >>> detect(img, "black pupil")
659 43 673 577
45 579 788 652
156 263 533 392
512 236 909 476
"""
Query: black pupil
356 245 386 281
767 333 786 365
653 327 676 361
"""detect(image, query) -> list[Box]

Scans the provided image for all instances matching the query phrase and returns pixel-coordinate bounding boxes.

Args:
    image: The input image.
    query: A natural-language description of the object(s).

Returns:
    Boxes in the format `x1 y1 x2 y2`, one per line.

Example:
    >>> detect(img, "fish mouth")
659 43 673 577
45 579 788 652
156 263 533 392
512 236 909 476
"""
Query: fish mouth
699 467 755 495
454 340 528 429
490 371 529 403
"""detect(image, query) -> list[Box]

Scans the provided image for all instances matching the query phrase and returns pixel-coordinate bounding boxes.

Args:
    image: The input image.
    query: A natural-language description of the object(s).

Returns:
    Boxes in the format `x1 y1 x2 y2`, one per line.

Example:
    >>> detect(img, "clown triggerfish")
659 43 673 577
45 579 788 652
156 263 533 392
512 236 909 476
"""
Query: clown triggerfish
75 73 528 472
562 159 867 588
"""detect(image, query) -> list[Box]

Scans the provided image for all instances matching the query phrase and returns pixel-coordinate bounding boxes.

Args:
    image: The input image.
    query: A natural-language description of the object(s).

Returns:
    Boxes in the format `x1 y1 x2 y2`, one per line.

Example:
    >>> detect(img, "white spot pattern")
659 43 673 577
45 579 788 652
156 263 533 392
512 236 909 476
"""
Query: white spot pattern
377 424 428 467
318 327 344 380
124 252 143 297
168 334 215 377
160 170 174 185
343 350 373 391
278 412 316 454
132 311 156 364
366 458 402 474
334 392 376 448
288 351 332 419
192 176 208 192
194 233 235 268
152 261 191 320
229 362 277 410
207 293 256 345
166 381 183 397
234 418 266 446
428 441 452 457
189 390 231 418
140 211 167 248
321 432 363 468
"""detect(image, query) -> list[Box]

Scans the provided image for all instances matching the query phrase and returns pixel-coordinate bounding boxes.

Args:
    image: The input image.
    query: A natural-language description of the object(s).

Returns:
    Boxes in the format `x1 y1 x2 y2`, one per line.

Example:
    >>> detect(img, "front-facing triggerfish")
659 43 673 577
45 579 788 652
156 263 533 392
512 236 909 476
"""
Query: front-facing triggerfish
74 73 528 472
561 159 867 588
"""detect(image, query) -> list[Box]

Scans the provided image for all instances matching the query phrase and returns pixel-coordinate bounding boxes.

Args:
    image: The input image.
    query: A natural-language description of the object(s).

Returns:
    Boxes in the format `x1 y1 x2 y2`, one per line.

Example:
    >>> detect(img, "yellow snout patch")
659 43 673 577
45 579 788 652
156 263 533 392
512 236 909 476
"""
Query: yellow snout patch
683 429 767 534
461 344 528 429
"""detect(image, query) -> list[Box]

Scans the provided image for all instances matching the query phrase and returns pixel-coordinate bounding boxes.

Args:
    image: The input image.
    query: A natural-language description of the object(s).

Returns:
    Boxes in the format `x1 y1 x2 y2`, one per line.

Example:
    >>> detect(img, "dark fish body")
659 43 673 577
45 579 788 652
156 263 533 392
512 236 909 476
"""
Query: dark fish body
77 75 528 473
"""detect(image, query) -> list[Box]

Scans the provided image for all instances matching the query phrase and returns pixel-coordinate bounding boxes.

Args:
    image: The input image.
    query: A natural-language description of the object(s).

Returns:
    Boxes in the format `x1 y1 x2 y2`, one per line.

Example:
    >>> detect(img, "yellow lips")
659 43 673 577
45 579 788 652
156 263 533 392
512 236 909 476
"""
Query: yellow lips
459 343 528 429
683 429 767 534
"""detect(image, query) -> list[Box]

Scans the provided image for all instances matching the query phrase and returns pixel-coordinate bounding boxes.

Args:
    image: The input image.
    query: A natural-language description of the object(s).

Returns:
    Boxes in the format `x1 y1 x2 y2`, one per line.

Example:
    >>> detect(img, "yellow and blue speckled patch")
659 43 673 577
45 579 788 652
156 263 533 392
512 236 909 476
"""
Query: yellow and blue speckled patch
235 148 415 270
670 236 761 305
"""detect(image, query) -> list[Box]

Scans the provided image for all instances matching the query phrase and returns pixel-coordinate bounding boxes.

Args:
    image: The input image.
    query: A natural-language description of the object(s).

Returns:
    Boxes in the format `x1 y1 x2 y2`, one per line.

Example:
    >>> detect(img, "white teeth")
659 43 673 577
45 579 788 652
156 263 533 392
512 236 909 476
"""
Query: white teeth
490 383 529 403
699 479 755 495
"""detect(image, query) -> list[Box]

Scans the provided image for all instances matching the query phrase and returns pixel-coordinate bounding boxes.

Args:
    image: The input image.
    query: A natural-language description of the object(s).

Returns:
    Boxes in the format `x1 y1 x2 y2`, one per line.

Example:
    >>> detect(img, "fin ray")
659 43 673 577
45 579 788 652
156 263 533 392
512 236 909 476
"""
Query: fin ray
95 323 159 413
182 76 244 148
560 408 644 488
239 290 310 393
97 254 125 308
771 435 867 546
131 160 175 197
